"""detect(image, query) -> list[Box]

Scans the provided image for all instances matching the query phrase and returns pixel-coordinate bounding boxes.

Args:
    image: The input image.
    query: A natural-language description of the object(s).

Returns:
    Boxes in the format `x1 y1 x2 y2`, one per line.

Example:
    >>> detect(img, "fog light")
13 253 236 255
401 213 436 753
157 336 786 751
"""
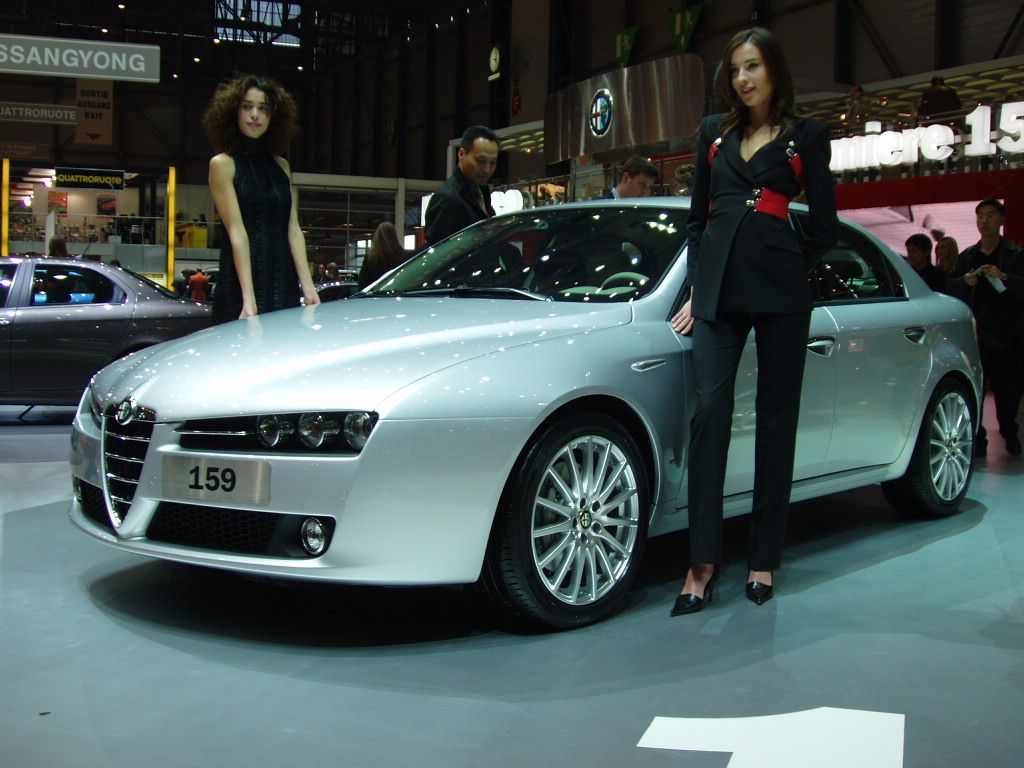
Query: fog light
300 517 327 555
298 412 340 448
343 411 376 450
257 414 294 447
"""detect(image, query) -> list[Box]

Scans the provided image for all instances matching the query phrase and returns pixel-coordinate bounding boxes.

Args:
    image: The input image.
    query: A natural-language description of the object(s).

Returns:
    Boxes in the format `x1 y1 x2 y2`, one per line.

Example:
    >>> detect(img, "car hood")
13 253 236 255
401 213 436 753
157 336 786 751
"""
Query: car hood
91 297 633 419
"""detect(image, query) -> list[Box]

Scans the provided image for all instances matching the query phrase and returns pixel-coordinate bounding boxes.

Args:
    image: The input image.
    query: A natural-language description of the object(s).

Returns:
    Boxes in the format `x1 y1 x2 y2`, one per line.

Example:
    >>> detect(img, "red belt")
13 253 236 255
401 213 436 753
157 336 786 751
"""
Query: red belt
748 188 791 219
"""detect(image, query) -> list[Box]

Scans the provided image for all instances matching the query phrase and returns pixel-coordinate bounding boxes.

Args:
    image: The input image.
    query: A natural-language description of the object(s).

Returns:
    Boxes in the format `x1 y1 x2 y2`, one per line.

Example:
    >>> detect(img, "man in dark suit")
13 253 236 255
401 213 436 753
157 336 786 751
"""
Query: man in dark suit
424 125 499 246
947 199 1024 456
598 156 658 199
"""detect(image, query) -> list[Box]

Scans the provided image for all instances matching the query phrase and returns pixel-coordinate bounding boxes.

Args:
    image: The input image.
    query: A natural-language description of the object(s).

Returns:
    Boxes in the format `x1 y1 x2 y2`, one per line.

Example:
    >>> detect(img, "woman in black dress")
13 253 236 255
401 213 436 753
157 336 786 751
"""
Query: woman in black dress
203 74 319 323
669 27 838 614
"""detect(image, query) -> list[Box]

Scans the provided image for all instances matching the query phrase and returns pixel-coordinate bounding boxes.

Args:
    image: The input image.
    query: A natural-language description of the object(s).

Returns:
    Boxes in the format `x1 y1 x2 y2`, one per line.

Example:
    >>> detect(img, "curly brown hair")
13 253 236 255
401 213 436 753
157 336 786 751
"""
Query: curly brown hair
202 74 298 156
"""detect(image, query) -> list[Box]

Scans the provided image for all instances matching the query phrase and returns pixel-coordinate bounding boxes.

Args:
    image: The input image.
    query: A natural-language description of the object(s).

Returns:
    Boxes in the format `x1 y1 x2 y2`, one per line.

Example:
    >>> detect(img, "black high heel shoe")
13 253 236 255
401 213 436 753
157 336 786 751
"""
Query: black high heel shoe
745 575 774 606
670 568 719 616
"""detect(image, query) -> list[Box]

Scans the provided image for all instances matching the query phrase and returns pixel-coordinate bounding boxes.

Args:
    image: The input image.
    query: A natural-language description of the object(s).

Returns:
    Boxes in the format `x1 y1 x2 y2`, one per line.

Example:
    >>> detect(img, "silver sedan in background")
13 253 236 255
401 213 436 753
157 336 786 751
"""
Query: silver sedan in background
68 200 981 628
1 257 211 406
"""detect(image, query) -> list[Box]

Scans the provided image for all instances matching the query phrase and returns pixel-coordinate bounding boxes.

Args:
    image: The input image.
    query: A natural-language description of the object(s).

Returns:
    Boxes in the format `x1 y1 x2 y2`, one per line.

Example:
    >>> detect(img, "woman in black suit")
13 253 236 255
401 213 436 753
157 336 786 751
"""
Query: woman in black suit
669 27 838 614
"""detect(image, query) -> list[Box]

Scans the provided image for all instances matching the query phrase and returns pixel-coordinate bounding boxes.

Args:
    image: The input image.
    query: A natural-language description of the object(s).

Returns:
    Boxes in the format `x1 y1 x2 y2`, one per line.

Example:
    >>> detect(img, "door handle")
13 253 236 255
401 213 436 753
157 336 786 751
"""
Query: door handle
806 337 836 357
631 359 667 372
903 326 926 345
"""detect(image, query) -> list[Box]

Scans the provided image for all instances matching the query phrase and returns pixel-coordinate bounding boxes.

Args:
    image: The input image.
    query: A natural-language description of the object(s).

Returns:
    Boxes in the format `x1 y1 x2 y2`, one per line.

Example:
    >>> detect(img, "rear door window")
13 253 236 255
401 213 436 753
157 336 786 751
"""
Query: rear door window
795 216 906 304
31 264 124 306
0 264 16 307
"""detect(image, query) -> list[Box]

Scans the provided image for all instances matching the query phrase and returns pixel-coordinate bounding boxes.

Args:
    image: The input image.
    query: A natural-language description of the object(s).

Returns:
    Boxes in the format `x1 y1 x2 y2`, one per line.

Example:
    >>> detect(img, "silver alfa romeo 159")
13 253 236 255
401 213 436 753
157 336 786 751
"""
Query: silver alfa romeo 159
69 199 982 628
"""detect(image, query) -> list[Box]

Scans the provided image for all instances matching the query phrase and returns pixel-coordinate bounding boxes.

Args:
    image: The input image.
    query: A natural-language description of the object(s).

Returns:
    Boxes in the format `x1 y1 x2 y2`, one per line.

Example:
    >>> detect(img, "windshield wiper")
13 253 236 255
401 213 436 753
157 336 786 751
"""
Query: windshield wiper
384 286 551 301
451 286 551 301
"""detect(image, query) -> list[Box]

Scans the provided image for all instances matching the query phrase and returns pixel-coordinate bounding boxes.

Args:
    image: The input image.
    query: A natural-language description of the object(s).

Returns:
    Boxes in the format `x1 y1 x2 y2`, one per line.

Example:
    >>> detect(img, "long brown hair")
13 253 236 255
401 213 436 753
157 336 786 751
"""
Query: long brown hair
202 74 298 156
368 222 406 272
718 27 797 136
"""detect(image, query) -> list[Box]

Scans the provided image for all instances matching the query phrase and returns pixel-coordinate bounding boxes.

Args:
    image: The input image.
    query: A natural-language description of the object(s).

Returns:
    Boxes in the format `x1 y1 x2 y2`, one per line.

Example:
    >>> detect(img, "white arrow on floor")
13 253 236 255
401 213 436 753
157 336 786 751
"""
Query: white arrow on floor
638 706 904 767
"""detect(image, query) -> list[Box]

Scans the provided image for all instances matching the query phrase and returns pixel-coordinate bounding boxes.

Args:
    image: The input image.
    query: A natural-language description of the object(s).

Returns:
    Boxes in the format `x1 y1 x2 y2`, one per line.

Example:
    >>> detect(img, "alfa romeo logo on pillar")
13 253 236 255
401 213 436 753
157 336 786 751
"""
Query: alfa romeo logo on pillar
589 88 613 137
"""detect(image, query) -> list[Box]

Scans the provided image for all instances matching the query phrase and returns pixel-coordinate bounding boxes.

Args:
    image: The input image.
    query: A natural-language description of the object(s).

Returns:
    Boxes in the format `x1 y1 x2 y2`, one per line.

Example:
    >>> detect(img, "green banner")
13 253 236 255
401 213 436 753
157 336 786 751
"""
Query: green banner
671 6 702 52
616 27 637 67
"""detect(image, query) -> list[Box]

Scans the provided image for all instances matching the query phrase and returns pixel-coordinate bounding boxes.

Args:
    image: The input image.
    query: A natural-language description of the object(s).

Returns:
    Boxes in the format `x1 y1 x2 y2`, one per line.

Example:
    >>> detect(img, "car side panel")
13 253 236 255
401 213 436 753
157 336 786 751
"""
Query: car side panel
10 300 133 396
821 299 933 471
721 306 839 494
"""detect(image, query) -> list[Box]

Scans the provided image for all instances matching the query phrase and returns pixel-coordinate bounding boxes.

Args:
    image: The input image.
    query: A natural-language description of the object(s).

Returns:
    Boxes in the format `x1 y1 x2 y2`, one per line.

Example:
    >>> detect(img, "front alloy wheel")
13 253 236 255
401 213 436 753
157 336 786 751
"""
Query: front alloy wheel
485 413 649 628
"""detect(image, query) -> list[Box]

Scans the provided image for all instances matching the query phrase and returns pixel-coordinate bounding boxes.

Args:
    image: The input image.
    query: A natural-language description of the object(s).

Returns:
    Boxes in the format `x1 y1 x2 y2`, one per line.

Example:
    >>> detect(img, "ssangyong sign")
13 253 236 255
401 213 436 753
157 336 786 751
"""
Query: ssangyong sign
831 101 1024 172
0 34 159 83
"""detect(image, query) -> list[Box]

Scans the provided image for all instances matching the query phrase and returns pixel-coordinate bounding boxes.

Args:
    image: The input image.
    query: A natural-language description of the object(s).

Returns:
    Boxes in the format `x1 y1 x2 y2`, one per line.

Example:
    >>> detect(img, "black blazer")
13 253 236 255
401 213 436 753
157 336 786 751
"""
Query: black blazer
683 114 838 321
424 170 494 246
947 237 1024 350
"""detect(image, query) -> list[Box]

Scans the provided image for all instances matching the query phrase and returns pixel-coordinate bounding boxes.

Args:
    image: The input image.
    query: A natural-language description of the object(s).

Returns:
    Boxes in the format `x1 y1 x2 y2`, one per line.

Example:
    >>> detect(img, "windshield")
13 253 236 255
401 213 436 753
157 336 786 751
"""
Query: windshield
364 206 689 302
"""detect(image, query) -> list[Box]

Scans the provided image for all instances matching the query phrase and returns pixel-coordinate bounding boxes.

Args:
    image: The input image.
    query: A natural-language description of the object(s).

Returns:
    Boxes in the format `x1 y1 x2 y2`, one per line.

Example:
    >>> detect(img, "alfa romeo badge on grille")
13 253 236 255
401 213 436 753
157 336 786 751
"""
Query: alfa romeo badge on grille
115 397 137 426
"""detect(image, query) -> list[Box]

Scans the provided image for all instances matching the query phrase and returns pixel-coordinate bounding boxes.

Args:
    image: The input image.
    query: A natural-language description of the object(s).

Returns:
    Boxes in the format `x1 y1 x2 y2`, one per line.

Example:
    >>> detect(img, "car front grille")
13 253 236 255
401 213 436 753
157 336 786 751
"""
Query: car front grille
146 503 335 558
101 402 156 527
79 480 115 533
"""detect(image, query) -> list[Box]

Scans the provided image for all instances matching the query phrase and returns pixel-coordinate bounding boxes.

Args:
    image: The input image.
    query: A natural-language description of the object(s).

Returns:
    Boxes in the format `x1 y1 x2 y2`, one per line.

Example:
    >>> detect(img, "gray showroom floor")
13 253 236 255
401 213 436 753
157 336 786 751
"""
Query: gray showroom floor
1 401 1022 768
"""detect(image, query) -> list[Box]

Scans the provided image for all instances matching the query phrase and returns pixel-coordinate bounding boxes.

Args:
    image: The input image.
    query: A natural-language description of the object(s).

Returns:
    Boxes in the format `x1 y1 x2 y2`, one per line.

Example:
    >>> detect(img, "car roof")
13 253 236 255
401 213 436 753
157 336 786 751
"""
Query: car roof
1 256 120 269
316 279 358 288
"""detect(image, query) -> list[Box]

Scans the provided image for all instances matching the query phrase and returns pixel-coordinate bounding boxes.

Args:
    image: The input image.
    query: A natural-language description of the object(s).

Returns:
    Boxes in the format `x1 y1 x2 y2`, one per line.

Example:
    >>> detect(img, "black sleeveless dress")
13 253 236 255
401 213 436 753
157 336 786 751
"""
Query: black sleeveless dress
213 138 301 323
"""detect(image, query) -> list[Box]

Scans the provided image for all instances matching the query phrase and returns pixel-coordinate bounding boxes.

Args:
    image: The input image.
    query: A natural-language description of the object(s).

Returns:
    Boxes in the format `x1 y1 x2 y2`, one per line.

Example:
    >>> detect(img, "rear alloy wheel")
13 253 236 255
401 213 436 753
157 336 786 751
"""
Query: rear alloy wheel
882 378 975 517
485 414 649 628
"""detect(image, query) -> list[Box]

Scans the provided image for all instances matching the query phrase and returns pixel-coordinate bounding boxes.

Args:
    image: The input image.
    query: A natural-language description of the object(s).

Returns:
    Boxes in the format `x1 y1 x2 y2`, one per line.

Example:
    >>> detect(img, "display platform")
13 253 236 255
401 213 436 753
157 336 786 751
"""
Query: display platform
1 400 1021 767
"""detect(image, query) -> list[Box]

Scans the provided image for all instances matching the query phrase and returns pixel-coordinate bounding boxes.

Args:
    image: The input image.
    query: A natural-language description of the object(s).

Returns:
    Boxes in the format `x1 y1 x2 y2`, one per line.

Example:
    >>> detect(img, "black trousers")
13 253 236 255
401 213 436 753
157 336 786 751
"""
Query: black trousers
978 341 1024 443
687 311 811 570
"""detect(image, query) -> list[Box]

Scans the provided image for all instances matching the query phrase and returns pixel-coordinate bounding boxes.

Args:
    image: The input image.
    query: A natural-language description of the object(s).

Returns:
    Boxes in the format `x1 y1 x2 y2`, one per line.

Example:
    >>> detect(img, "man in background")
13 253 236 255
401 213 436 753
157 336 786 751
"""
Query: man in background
600 156 659 199
904 234 946 292
947 199 1024 457
425 125 499 245
188 267 211 302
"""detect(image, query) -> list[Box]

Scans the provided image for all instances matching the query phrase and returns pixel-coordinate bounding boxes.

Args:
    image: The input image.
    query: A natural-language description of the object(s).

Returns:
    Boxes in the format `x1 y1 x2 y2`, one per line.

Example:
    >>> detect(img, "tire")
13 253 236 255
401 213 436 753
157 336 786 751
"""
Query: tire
881 378 975 517
483 413 650 629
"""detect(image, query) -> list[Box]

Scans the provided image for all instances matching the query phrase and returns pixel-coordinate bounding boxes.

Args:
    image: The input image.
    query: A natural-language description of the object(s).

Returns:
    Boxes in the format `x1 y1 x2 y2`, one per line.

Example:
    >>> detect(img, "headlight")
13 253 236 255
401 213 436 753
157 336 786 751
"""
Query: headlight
180 411 378 453
257 414 295 448
343 412 375 450
297 413 341 448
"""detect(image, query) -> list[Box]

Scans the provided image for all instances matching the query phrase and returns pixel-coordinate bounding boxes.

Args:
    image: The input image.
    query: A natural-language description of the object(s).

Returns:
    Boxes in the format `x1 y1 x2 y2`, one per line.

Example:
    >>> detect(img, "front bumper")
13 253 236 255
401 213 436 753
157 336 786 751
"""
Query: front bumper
69 395 533 585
